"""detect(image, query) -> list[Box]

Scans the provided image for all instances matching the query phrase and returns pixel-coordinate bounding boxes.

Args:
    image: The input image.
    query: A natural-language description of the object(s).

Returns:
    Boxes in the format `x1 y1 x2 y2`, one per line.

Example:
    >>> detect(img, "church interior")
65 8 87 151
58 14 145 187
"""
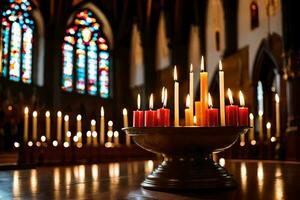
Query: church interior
1 0 300 199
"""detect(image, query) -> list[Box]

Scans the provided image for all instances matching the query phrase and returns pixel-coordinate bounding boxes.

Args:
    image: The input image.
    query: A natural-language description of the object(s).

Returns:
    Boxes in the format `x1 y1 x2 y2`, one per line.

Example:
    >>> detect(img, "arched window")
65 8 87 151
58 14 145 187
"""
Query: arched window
250 1 259 30
1 0 35 84
62 9 110 98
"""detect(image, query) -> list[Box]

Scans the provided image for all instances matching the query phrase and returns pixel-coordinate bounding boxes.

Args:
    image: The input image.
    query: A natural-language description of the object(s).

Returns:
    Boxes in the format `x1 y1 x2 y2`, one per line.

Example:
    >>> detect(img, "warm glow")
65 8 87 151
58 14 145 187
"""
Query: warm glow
86 131 91 137
66 131 71 137
57 111 62 117
186 94 190 108
193 116 197 125
107 131 113 138
32 111 37 117
190 64 193 73
63 142 70 148
108 120 113 127
14 142 20 148
200 56 204 71
52 140 58 147
251 140 257 145
24 107 29 114
28 141 33 147
8 106 13 111
73 136 78 142
208 93 213 108
137 94 141 110
45 111 50 117
114 131 119 137
36 141 41 147
161 87 165 104
174 66 178 81
219 158 225 167
77 132 82 137
101 106 104 117
249 113 254 120
91 119 96 126
275 93 280 103
219 60 223 71
259 110 263 117
163 88 168 107
227 89 234 105
123 108 127 116
41 136 46 142
239 91 245 107
92 131 97 138
240 141 245 146
64 115 69 121
271 136 277 143
76 114 82 121
266 122 271 129
149 93 154 110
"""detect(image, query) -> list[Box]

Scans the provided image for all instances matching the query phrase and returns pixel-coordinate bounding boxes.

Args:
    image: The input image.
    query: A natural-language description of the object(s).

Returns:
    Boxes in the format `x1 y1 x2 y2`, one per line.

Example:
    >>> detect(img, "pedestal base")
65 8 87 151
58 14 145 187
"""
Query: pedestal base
142 155 236 191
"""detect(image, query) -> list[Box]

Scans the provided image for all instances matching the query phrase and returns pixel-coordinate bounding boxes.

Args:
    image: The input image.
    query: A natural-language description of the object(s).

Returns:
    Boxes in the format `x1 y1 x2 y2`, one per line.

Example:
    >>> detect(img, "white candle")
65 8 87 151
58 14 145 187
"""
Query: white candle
24 107 29 143
86 131 92 146
45 111 50 141
123 108 130 146
249 113 254 141
76 114 82 144
174 66 180 127
91 119 97 146
266 122 271 141
107 131 113 143
57 111 62 143
219 61 225 126
64 115 69 142
114 131 119 145
92 131 97 146
258 111 263 142
32 111 37 142
100 107 105 145
189 64 194 124
108 120 113 131
275 94 280 138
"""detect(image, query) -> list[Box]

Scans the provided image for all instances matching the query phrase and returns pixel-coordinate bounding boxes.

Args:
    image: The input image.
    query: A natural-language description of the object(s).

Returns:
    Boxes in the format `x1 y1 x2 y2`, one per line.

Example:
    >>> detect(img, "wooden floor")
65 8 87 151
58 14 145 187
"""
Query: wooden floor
0 159 299 199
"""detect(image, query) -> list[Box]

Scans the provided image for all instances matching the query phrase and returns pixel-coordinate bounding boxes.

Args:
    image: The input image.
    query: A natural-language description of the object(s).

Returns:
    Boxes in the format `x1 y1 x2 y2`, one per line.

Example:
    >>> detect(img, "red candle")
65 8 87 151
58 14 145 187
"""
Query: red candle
145 94 157 127
238 91 249 126
133 94 144 127
157 87 170 126
206 93 219 126
226 89 239 126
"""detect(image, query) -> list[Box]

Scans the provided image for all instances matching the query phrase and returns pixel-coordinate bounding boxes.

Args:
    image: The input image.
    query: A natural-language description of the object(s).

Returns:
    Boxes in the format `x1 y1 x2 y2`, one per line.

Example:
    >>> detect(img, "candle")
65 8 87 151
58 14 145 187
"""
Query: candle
123 108 130 146
86 131 92 146
275 94 280 138
206 93 219 126
107 131 113 143
77 131 82 145
225 89 238 126
57 111 62 143
249 113 255 141
238 91 249 126
174 66 180 127
200 56 208 126
266 122 271 141
100 107 105 145
258 111 263 142
64 115 70 143
157 88 170 126
92 131 97 146
145 94 157 127
45 111 51 141
108 121 113 132
219 61 225 126
189 64 194 124
24 107 29 143
133 94 144 127
76 114 82 133
114 131 119 146
195 101 201 126
91 119 97 146
185 94 192 126
32 111 37 142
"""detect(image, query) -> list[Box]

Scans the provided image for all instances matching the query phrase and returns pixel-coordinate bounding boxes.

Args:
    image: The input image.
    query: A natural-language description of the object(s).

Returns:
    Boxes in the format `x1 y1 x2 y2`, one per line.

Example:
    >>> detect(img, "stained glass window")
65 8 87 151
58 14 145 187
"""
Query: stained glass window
0 0 35 84
62 10 111 98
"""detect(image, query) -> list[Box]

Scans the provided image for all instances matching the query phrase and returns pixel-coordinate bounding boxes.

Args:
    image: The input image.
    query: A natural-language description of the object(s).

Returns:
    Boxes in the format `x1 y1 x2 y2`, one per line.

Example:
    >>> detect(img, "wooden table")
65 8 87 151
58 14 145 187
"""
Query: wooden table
0 159 298 199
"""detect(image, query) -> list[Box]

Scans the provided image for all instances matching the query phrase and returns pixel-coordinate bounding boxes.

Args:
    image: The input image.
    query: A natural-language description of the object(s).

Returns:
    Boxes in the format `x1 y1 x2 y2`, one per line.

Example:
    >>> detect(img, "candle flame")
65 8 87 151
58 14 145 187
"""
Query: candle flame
239 90 245 107
24 107 29 114
64 115 69 121
149 93 154 110
249 113 254 120
227 88 234 105
186 94 190 108
108 120 113 127
266 122 271 129
57 111 62 117
163 88 168 107
33 111 37 117
91 119 96 126
174 66 178 81
122 108 127 116
193 116 197 125
275 93 280 103
208 93 213 108
101 106 104 117
201 56 204 71
258 110 263 117
137 94 141 110
219 60 223 71
77 114 82 121
45 111 50 117
161 87 165 104
190 64 193 73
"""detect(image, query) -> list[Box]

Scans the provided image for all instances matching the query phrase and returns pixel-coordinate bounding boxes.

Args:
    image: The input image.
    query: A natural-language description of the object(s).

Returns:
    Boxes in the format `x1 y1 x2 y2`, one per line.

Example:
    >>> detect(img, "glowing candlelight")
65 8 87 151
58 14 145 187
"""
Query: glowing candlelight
24 107 29 143
200 56 208 126
123 108 130 146
32 111 37 142
100 107 105 145
114 131 119 146
64 115 69 143
174 66 179 126
258 111 263 141
266 122 271 141
185 94 192 126
249 113 255 141
91 119 97 146
57 111 62 143
45 111 50 142
189 64 194 125
275 94 280 138
219 61 225 126
86 131 92 146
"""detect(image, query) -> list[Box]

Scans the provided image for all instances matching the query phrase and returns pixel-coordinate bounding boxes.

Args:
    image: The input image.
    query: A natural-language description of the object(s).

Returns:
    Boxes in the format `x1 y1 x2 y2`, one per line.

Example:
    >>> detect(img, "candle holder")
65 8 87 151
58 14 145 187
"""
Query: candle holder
123 126 249 191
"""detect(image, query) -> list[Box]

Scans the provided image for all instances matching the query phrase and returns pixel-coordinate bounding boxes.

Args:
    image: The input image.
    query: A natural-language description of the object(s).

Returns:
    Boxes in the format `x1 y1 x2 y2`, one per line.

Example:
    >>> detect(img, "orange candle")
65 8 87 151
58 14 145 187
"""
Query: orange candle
195 101 201 126
185 94 192 126
200 56 208 126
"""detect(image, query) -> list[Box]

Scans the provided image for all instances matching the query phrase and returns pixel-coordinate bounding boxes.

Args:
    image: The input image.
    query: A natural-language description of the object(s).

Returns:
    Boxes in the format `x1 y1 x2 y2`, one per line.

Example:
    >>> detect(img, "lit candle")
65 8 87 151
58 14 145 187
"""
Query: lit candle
200 56 208 126
100 107 105 145
185 94 192 126
206 93 219 126
249 113 255 141
32 111 37 142
57 111 62 143
108 121 113 143
258 111 263 142
225 89 238 126
86 131 92 146
275 94 280 138
133 94 144 127
76 114 82 144
64 115 70 143
92 131 97 146
219 61 225 126
266 122 271 141
157 88 170 126
114 131 119 146
107 131 113 143
24 107 29 143
45 111 50 141
145 94 157 127
123 108 130 146
189 64 194 124
195 101 201 126
238 91 249 126
91 119 97 146
174 66 180 126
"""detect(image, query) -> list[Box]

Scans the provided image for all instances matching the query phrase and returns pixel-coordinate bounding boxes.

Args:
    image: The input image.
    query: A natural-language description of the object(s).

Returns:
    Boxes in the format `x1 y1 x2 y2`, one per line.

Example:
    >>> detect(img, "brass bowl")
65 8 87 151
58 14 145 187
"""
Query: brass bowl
123 126 249 191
